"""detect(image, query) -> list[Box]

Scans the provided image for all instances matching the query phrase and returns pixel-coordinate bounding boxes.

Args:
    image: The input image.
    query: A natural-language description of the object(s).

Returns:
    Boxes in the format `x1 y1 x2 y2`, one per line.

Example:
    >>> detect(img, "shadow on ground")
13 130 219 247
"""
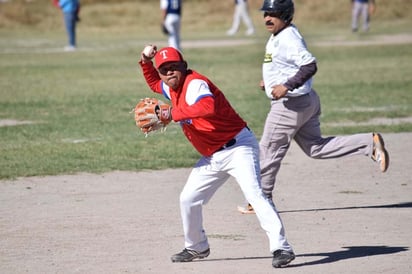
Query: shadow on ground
291 246 409 267
197 202 411 266
194 245 409 267
279 202 412 213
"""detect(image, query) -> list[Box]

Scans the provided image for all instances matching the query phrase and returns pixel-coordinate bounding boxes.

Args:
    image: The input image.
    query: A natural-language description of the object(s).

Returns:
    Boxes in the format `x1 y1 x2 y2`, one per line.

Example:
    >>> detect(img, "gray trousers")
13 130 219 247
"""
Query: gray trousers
352 1 370 31
259 90 373 198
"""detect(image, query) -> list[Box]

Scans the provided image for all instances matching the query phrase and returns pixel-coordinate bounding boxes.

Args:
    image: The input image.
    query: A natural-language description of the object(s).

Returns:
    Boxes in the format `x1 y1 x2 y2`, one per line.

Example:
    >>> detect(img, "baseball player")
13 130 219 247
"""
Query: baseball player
351 0 376 32
139 45 295 268
239 0 389 214
160 0 182 51
227 0 255 36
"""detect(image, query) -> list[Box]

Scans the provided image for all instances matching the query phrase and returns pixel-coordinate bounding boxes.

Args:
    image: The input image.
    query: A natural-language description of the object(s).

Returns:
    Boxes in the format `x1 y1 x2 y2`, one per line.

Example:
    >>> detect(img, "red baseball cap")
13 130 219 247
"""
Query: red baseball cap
154 47 184 69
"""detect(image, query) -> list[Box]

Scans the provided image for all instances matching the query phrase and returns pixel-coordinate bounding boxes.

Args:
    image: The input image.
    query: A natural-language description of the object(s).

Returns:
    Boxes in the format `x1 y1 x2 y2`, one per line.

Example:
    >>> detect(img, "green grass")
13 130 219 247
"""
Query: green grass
0 0 411 179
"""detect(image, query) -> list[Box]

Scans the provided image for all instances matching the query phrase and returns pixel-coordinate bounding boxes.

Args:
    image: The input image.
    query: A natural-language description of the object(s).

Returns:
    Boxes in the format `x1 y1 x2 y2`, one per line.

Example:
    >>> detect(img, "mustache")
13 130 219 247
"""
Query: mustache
265 21 274 26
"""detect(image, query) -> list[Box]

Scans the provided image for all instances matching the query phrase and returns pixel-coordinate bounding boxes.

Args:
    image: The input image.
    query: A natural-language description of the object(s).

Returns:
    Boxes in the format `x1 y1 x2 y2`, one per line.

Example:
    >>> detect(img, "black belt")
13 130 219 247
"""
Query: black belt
216 138 236 152
272 93 310 100
215 126 250 152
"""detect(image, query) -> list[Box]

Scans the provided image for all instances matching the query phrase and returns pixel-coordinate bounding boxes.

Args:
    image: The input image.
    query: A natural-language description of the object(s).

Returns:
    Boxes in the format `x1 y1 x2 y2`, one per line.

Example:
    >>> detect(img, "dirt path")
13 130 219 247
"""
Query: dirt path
1 32 411 54
181 33 412 48
1 132 411 273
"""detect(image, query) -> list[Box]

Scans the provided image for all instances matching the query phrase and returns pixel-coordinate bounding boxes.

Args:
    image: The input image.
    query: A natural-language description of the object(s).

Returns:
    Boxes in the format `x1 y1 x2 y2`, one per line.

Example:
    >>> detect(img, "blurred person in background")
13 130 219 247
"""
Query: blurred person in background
227 0 255 36
53 0 80 51
351 0 376 32
161 0 182 51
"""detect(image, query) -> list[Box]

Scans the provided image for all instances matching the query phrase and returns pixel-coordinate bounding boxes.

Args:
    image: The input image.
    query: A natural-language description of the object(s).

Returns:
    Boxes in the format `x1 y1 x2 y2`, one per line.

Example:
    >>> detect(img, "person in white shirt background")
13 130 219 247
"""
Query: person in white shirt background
160 0 182 51
227 0 255 36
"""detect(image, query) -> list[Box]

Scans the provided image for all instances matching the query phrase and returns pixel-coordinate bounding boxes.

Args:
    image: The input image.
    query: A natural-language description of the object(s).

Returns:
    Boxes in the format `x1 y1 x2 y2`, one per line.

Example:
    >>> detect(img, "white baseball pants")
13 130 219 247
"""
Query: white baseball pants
164 13 181 51
352 1 370 31
178 127 293 253
227 0 255 35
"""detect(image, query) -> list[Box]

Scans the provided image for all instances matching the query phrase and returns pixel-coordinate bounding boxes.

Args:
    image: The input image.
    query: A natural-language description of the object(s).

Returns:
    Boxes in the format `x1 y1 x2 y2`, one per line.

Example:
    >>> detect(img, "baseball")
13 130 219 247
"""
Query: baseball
143 45 156 58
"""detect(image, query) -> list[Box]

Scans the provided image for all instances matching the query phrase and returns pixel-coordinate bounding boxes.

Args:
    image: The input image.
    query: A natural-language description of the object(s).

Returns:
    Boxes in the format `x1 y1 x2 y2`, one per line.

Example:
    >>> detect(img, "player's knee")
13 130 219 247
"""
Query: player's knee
179 190 199 206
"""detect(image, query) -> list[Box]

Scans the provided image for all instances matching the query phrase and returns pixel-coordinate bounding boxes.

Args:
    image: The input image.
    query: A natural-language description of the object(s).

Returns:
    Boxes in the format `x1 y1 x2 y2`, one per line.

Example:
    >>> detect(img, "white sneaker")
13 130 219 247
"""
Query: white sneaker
64 45 77 52
226 29 236 36
245 29 255 36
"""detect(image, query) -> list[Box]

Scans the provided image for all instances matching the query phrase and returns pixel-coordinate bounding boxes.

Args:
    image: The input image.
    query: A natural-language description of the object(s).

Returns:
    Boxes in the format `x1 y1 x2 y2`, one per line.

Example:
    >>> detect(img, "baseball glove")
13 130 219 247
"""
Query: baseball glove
161 23 169 35
132 97 172 136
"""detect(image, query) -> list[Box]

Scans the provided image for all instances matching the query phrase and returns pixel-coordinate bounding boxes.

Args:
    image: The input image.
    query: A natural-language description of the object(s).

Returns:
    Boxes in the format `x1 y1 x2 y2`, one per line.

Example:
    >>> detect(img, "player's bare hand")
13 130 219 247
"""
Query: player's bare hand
259 80 265 91
271 84 288 100
141 45 157 63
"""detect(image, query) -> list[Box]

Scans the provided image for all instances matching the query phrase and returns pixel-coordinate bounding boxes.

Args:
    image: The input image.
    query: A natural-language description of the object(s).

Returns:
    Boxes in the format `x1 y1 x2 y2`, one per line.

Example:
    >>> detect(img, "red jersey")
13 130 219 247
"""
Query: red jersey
140 61 246 156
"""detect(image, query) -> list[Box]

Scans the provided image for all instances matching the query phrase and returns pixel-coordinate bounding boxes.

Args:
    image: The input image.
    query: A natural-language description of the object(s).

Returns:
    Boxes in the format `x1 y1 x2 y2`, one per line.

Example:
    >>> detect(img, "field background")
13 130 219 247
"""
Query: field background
1 0 411 179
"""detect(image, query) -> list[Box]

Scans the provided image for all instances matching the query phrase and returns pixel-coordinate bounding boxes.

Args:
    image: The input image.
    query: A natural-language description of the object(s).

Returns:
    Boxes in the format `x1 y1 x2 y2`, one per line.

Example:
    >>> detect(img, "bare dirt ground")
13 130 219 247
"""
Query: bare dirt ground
1 132 411 274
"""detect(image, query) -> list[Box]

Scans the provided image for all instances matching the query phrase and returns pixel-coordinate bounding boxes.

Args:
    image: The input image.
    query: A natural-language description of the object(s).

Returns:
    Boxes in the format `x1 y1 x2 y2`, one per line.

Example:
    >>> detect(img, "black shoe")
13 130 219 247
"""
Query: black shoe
171 248 210 262
272 249 295 268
